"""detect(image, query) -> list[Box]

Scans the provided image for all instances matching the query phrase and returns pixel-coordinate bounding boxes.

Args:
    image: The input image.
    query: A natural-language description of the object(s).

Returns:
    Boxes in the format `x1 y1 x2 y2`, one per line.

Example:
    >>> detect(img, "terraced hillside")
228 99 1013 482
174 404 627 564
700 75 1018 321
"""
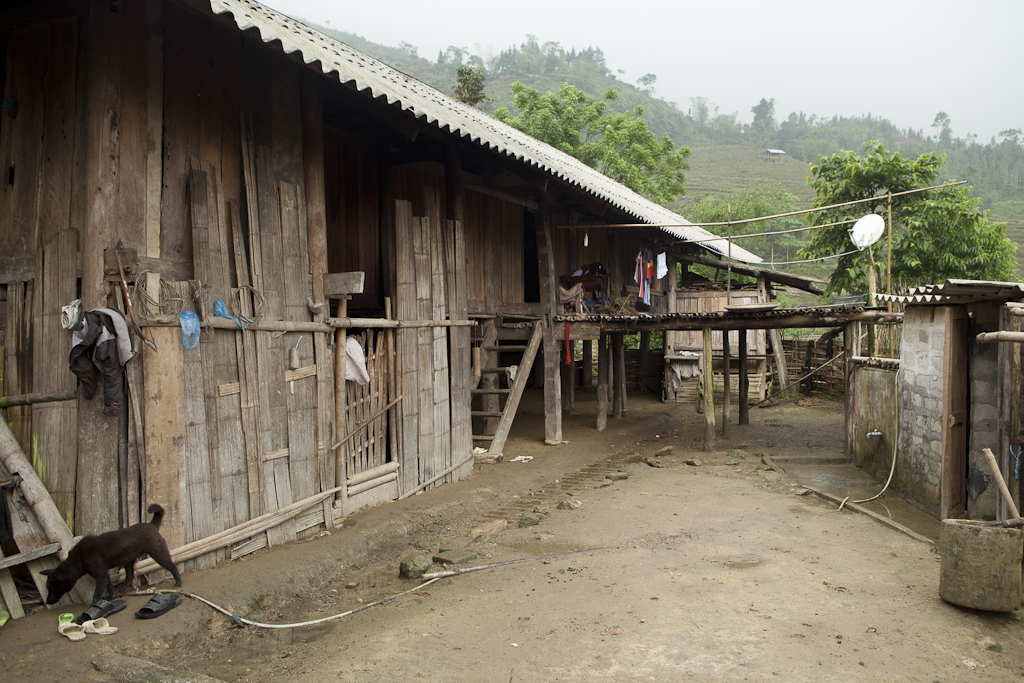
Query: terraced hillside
674 145 816 213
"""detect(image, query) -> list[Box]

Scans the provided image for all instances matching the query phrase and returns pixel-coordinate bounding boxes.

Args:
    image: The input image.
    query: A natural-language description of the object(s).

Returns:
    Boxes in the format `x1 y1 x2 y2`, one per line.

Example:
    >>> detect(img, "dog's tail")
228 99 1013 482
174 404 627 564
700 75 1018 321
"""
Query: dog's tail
147 504 165 529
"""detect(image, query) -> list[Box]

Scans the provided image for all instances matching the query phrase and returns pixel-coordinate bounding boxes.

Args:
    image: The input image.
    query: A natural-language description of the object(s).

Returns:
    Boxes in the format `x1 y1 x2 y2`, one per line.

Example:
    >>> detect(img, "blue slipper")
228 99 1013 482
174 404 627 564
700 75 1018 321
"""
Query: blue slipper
75 598 127 625
135 593 182 619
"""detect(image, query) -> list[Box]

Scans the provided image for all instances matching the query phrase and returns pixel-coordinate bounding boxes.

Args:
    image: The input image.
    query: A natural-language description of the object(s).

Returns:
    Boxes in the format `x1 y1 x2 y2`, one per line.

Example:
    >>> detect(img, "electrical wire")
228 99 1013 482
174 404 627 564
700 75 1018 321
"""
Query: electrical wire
767 248 860 267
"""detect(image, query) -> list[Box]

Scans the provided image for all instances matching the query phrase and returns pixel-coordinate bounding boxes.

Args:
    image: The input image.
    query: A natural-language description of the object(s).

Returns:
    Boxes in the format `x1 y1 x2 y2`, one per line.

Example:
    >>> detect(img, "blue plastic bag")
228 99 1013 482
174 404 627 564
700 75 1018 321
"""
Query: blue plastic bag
180 311 200 350
213 297 247 329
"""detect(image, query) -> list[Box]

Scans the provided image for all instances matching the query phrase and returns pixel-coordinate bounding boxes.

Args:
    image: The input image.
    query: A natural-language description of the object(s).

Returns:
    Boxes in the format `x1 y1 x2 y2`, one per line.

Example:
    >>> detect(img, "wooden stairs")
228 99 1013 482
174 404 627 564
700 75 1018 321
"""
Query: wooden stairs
471 321 543 457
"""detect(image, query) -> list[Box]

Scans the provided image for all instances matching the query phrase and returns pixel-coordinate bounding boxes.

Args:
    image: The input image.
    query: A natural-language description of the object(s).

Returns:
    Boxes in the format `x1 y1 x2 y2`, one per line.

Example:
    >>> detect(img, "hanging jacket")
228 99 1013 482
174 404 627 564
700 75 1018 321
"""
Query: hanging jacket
69 308 133 416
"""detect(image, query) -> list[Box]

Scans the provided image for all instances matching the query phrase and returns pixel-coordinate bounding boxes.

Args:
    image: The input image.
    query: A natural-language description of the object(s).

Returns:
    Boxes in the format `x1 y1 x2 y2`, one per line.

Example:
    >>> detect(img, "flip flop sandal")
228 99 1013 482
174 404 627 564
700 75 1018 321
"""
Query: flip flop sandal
75 598 128 625
58 621 87 641
135 593 182 619
82 617 118 635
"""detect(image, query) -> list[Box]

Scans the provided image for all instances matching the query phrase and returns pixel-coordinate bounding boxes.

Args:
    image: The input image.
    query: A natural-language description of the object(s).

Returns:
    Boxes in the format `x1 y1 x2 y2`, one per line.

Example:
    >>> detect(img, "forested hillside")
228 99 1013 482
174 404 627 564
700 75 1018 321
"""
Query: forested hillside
313 25 1024 274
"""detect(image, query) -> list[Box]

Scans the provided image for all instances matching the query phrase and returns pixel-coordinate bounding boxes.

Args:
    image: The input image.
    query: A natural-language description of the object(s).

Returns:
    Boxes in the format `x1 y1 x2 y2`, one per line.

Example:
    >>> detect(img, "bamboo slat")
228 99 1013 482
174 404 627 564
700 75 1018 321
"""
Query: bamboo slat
33 229 79 528
253 143 294 547
446 215 473 480
3 281 32 452
428 197 452 486
394 201 420 496
279 181 317 505
415 208 436 488
186 166 223 570
231 198 264 519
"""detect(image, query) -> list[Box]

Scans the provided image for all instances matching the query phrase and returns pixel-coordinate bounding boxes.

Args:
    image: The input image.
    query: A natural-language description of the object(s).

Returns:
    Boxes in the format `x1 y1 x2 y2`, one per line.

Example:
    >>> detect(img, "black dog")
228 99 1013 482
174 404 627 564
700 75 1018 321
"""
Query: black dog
41 504 181 606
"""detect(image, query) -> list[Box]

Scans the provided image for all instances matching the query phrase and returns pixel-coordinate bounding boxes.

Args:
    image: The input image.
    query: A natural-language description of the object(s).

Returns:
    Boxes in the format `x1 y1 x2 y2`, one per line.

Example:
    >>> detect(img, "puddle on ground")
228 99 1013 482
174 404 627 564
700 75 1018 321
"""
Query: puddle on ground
718 556 764 570
726 560 764 569
785 464 942 542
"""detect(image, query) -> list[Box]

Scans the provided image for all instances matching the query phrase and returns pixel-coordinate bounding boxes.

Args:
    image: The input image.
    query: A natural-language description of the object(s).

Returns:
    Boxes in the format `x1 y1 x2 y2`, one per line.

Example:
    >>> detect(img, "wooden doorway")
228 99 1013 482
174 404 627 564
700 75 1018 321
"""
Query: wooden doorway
941 305 969 519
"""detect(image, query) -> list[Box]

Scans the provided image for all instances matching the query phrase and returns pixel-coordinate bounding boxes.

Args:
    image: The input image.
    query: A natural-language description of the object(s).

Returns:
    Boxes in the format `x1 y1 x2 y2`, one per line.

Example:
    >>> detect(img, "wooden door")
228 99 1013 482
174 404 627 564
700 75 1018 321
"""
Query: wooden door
941 306 969 519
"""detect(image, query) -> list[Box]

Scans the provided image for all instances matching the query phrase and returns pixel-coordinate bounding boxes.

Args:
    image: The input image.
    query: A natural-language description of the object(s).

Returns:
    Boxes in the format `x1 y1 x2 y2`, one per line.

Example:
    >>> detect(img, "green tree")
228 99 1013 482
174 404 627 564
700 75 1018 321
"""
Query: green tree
683 182 804 280
495 82 691 204
453 65 488 107
801 142 1016 296
750 97 777 143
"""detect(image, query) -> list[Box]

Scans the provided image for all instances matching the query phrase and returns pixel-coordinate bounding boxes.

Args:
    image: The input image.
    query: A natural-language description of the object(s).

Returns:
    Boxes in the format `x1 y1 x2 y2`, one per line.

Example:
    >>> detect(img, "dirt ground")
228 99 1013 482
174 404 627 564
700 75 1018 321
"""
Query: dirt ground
3 390 1024 682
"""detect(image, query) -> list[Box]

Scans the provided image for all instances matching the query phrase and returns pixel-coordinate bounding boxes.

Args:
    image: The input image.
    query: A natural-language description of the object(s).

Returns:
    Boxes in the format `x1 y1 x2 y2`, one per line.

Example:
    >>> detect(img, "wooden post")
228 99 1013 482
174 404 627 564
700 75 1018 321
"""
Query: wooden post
843 323 858 457
997 306 1014 520
597 331 608 432
722 329 730 437
639 330 650 393
582 339 593 388
561 338 575 413
663 255 677 402
612 332 624 418
759 278 788 393
739 327 749 425
334 329 348 514
702 328 715 452
535 211 562 445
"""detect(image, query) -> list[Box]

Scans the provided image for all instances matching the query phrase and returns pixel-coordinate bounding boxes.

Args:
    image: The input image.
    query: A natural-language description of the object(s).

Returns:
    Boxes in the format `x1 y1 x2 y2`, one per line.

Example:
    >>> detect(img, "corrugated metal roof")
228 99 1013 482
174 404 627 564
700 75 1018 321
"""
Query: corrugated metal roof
207 0 762 264
878 280 1024 305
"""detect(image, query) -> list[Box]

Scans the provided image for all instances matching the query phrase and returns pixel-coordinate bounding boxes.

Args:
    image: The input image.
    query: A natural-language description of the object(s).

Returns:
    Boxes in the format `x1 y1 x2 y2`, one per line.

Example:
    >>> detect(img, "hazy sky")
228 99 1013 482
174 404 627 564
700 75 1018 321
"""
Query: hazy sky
259 0 1022 143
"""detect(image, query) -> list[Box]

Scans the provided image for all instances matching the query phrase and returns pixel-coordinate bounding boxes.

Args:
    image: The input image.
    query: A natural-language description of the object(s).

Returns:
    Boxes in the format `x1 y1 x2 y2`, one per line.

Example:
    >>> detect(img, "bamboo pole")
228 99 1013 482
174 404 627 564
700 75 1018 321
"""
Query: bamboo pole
0 390 76 408
0 420 76 560
346 461 399 487
977 331 1024 344
347 472 398 497
135 318 477 332
134 485 345 576
982 448 1021 519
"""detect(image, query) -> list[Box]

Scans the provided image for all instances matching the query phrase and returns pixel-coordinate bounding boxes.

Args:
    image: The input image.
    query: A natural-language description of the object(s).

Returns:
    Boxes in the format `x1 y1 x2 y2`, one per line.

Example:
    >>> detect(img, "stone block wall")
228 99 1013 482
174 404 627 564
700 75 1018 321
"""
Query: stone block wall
898 306 947 517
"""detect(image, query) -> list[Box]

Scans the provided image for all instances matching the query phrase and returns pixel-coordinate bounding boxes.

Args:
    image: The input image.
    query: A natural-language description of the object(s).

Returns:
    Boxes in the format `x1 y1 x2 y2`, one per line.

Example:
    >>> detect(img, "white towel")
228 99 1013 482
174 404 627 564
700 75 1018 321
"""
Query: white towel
657 252 668 279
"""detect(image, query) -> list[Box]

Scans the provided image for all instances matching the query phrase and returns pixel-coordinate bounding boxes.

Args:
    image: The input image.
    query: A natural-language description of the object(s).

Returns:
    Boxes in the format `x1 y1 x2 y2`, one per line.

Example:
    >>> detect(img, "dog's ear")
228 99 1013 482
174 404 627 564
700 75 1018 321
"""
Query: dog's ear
40 568 53 576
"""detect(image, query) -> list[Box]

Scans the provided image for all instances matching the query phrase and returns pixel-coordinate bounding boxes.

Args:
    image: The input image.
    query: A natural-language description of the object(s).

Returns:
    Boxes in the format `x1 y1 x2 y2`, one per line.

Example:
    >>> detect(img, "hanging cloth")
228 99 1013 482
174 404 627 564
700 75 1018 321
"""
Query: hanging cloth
565 322 572 364
657 252 668 279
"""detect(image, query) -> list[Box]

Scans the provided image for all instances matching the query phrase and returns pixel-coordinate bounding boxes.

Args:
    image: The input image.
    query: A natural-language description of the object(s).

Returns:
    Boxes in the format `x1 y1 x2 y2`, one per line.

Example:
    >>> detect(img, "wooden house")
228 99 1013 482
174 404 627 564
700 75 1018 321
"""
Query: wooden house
0 0 784 607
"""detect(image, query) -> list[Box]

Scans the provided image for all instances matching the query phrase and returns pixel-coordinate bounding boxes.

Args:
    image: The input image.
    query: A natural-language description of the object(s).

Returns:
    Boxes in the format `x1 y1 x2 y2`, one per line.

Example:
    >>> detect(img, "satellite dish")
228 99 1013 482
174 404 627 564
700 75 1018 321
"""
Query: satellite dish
849 214 885 250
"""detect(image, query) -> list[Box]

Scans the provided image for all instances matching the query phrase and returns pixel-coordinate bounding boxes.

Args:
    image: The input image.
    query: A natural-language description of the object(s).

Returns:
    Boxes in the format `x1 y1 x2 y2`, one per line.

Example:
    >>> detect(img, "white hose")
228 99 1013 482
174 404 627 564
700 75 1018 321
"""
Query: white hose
148 576 442 630
839 368 900 511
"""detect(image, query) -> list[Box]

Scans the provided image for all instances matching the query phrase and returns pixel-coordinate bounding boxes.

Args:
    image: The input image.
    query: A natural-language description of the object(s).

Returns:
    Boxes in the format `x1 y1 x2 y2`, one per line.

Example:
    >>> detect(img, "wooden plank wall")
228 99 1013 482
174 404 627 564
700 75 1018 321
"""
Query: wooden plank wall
0 18 81 529
463 191 524 310
393 198 470 494
670 290 766 354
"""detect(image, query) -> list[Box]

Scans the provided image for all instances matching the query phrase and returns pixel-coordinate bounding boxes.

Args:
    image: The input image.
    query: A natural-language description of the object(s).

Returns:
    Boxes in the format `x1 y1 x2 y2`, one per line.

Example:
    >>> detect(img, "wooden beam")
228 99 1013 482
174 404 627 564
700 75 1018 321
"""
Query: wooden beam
613 332 624 418
323 272 366 297
536 211 562 445
677 252 825 295
597 331 608 432
722 328 730 437
0 257 34 283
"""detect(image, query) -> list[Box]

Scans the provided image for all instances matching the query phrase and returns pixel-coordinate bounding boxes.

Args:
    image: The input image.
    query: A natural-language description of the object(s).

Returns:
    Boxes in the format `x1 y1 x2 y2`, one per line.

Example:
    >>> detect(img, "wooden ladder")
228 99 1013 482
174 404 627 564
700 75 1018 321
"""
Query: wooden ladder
471 321 543 457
